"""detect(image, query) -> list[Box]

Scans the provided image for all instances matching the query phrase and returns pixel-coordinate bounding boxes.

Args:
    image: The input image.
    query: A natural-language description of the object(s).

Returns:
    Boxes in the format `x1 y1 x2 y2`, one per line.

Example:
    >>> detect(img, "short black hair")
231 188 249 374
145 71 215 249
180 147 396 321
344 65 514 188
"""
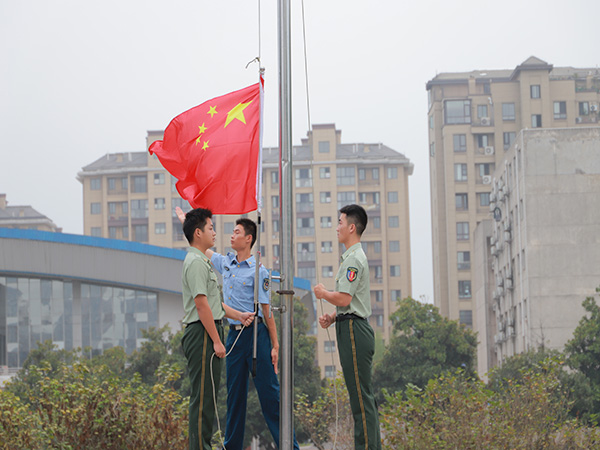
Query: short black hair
339 204 368 236
183 208 212 244
236 218 257 248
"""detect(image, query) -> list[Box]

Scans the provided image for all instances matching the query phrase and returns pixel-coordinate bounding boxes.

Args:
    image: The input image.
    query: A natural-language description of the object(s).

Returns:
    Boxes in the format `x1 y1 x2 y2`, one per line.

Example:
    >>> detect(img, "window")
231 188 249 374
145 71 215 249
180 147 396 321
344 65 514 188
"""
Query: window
91 227 101 237
458 280 471 298
337 167 355 186
273 245 280 257
170 176 177 192
502 103 516 121
374 291 383 302
295 168 312 188
429 142 435 157
579 101 590 116
503 132 516 150
483 83 491 94
133 225 148 242
476 134 490 148
458 251 470 270
373 241 381 254
390 265 401 277
131 200 148 218
319 167 331 179
90 178 101 190
478 192 491 207
389 240 400 252
324 340 336 353
296 193 314 212
320 191 331 203
372 168 379 180
459 310 473 328
108 226 117 239
444 100 471 124
457 222 469 240
358 168 366 180
429 114 434 129
477 163 493 177
297 266 316 281
477 104 488 118
390 289 402 302
337 191 356 209
297 217 315 236
318 141 330 153
91 203 101 214
454 164 467 182
108 202 117 214
171 198 189 216
553 101 567 120
108 178 117 191
131 175 147 193
321 241 333 253
154 173 165 185
387 167 398 179
387 191 398 203
321 266 333 278
372 216 381 229
320 216 332 228
325 365 336 378
530 85 541 99
297 242 316 262
224 222 234 234
271 171 279 185
154 198 165 210
388 216 399 228
455 193 468 211
121 202 128 214
373 265 383 279
453 134 466 152
272 195 279 208
531 114 542 128
155 223 166 234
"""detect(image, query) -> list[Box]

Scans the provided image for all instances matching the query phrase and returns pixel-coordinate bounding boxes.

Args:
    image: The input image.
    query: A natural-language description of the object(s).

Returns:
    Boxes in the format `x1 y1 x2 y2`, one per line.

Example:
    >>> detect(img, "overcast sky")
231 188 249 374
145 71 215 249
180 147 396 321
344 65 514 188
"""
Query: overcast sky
1 0 598 302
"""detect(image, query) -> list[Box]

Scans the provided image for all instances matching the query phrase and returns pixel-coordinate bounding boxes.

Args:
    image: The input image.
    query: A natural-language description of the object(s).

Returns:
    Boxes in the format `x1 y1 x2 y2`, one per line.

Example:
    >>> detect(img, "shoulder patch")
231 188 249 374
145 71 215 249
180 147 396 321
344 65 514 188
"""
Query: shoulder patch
346 267 358 282
263 278 270 291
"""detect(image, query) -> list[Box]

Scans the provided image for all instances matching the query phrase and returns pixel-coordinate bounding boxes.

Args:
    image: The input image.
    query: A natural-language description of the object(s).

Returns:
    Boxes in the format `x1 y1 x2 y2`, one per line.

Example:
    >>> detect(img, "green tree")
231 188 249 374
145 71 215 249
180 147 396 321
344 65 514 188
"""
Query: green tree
372 297 477 400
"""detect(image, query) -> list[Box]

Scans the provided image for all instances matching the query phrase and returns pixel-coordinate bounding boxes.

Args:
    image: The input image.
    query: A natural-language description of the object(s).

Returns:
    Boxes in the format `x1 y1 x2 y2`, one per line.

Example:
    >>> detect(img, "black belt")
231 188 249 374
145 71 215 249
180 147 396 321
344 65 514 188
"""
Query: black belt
185 319 224 327
230 316 263 331
336 313 365 322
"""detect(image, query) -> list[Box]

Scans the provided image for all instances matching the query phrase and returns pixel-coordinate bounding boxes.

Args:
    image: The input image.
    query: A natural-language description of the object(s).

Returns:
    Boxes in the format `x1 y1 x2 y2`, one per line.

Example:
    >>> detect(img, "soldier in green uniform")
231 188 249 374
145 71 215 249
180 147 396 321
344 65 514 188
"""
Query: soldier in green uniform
180 208 254 450
314 204 381 450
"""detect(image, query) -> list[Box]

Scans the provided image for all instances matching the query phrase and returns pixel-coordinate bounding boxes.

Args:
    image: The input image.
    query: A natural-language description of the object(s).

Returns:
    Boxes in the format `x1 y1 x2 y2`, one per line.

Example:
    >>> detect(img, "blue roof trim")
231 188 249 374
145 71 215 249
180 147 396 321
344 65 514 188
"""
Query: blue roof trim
0 228 186 261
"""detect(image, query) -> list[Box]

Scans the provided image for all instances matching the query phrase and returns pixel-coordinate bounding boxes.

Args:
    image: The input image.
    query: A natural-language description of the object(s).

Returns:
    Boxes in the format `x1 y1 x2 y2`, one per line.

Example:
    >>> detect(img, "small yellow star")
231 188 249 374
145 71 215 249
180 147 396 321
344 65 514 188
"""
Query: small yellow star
202 140 210 151
207 106 218 118
195 123 207 145
225 101 252 128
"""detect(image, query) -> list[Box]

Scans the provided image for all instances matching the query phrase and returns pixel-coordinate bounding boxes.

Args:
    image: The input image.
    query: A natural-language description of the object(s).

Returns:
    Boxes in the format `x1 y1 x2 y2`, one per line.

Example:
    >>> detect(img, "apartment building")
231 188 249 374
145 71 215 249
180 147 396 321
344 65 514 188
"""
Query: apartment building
79 123 413 377
0 193 60 232
426 56 600 329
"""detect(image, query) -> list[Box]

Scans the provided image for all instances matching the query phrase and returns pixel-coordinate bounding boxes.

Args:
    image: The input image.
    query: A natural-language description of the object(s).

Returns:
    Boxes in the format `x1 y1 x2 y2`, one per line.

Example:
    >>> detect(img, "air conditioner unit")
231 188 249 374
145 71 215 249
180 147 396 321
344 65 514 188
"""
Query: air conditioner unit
484 146 495 155
506 278 513 290
490 245 497 256
576 117 583 124
591 104 598 112
480 117 491 126
482 175 492 185
508 326 515 337
504 230 512 243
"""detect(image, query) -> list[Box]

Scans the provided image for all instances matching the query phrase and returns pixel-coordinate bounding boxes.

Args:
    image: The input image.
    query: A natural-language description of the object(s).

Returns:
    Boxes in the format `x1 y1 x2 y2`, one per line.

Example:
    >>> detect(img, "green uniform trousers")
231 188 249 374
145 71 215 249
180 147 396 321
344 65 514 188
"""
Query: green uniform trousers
336 318 382 450
182 322 224 450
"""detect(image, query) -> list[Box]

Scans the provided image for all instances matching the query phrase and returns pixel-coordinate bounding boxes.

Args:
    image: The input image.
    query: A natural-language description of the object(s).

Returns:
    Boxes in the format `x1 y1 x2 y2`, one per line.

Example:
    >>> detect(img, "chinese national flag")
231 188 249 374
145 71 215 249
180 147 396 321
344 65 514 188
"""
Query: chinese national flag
149 79 263 214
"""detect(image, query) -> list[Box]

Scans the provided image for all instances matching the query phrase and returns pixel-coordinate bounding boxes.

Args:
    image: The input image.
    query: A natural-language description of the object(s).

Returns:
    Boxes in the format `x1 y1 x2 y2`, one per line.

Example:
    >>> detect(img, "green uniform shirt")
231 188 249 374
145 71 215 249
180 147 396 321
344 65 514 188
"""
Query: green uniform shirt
335 242 372 318
182 247 225 324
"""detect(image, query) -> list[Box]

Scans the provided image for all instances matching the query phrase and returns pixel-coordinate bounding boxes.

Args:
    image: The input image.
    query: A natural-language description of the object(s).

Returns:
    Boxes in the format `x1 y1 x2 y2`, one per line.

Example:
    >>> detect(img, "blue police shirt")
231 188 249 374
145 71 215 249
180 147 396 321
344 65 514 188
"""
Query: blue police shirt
211 252 270 325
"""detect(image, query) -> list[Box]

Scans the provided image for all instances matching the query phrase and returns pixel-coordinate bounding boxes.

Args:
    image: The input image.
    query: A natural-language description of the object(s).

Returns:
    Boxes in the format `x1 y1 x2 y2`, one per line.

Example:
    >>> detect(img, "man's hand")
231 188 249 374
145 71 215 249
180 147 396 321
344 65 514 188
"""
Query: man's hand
314 283 328 300
213 341 226 358
175 206 186 224
271 346 279 374
239 311 255 327
319 313 335 329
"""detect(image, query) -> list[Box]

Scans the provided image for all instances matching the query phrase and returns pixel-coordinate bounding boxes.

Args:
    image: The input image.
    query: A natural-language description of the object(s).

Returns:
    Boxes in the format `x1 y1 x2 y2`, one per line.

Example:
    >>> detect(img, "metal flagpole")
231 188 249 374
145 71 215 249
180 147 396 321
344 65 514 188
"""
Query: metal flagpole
278 0 294 447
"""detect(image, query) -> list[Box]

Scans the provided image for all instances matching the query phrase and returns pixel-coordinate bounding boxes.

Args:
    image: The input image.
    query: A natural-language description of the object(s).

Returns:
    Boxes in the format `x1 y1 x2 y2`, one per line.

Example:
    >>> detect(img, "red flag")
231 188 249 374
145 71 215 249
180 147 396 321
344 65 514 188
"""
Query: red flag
149 80 263 214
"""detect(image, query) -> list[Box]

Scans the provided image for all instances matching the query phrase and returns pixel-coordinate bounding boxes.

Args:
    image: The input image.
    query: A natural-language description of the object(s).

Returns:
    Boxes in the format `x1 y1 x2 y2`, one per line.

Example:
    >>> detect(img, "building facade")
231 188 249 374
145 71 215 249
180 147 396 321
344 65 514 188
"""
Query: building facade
0 194 60 232
79 124 413 377
426 57 600 331
474 128 600 376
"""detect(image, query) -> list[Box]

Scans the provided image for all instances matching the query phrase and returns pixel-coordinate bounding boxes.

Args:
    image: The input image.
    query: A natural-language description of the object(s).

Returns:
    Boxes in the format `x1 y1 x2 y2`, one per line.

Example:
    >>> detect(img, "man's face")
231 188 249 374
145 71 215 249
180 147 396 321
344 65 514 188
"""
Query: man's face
230 224 251 251
196 218 216 248
336 213 352 244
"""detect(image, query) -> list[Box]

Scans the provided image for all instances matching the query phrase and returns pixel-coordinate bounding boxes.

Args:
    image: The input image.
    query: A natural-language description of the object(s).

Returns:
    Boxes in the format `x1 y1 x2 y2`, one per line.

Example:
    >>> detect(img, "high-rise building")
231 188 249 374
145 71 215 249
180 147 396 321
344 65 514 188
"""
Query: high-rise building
78 123 413 377
426 56 600 329
0 193 60 232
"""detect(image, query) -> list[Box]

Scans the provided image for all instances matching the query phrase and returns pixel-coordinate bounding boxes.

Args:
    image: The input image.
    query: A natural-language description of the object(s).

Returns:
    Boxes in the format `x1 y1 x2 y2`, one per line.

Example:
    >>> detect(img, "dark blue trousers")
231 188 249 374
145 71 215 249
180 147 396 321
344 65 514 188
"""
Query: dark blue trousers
223 322 299 450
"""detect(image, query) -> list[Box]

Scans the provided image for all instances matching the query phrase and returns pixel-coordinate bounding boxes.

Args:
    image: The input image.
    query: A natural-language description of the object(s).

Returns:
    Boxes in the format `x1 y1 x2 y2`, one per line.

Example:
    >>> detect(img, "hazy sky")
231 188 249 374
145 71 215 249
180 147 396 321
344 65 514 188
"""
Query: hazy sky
1 0 598 302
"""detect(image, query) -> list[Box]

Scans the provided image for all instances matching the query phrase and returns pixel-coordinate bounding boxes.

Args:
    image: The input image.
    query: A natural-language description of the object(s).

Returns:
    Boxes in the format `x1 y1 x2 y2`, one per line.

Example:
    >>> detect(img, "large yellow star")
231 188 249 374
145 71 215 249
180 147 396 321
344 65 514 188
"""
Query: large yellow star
207 106 218 118
202 140 210 151
224 101 253 128
195 123 207 145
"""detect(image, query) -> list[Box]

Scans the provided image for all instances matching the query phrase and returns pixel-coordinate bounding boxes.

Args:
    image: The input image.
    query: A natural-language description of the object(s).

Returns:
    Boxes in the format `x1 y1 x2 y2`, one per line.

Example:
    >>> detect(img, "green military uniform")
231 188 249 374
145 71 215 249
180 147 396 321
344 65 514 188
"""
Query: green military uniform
181 247 225 450
335 243 381 450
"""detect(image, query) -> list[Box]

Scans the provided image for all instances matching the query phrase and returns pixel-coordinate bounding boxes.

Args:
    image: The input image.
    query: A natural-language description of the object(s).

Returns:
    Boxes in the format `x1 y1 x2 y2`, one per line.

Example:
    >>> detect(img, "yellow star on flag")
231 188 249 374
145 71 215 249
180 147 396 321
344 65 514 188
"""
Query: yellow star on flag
224 101 253 128
202 140 210 151
207 106 218 118
195 123 207 145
